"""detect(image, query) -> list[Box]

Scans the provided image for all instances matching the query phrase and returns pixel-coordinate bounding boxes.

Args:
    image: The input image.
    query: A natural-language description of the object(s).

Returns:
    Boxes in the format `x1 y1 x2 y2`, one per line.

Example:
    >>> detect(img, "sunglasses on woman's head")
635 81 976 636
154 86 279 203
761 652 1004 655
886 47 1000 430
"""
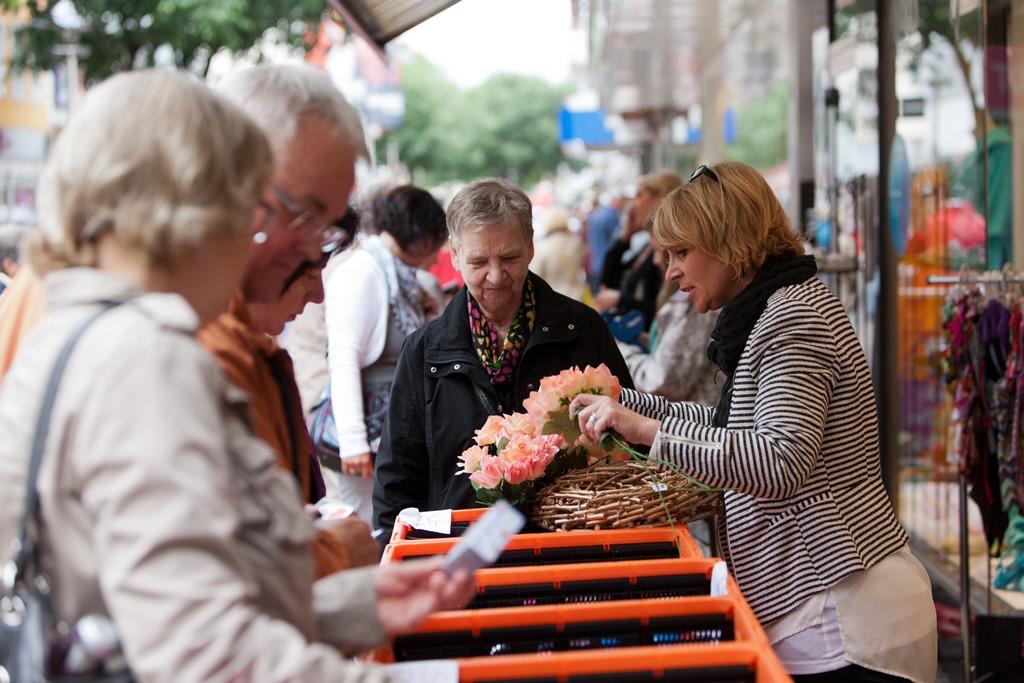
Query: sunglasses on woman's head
689 164 720 184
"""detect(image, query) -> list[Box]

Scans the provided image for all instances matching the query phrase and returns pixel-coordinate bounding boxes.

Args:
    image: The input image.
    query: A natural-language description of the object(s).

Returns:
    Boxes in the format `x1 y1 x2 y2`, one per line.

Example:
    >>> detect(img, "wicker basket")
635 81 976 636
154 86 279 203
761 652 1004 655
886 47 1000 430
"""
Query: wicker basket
530 460 722 531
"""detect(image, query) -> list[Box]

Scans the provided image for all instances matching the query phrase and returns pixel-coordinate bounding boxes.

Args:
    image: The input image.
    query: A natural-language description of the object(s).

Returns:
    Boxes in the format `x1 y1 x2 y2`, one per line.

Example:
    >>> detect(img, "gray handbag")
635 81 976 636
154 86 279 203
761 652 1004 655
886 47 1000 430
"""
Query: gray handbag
0 302 132 682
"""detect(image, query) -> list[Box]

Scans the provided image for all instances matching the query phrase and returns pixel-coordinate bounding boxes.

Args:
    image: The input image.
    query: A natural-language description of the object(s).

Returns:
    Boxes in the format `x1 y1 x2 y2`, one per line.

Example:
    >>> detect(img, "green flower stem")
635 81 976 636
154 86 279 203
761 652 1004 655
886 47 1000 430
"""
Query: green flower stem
603 432 725 494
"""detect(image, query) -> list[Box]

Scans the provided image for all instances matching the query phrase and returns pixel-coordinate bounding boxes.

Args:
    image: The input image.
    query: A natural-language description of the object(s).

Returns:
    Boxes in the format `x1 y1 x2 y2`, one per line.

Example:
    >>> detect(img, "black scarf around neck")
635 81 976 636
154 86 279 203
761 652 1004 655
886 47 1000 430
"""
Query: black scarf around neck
707 252 818 427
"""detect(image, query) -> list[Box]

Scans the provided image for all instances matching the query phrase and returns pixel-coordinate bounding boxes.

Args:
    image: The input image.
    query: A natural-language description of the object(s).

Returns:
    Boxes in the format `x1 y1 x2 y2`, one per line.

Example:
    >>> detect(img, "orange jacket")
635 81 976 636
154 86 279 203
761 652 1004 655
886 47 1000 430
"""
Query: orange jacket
199 295 351 578
0 266 47 381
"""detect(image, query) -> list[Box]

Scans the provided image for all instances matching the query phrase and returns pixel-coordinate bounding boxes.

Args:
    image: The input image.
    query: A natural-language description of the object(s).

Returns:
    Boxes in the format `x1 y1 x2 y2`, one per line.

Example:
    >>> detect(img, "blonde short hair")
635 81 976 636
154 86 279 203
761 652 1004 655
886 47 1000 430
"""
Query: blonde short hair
637 171 683 199
652 162 803 279
446 178 533 246
31 70 273 271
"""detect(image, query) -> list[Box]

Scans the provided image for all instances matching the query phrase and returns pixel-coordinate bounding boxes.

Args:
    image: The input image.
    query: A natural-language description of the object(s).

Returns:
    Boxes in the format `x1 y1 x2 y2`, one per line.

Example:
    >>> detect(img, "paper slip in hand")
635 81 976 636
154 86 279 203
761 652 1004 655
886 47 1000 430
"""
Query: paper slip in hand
397 507 452 535
442 500 525 576
313 497 354 520
382 660 458 683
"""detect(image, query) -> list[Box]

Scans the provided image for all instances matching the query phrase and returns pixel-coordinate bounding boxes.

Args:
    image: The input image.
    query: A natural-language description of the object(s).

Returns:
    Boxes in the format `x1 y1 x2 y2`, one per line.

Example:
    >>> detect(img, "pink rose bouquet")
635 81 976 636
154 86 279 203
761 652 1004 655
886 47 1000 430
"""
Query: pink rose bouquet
458 364 630 507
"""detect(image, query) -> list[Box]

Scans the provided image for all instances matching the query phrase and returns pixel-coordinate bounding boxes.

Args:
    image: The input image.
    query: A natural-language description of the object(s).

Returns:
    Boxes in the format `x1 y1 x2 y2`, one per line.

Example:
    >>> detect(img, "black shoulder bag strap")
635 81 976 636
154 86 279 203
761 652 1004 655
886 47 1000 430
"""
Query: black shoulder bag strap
8 301 121 587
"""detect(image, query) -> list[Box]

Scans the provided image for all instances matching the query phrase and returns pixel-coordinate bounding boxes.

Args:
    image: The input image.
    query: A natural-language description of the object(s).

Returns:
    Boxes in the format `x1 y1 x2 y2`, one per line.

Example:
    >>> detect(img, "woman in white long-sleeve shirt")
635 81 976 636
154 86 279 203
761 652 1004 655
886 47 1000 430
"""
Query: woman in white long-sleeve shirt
323 186 447 524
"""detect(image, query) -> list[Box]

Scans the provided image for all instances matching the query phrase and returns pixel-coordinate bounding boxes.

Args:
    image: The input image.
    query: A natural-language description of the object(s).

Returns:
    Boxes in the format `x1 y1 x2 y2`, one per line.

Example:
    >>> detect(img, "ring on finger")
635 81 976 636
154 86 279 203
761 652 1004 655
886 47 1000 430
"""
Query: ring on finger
587 413 599 427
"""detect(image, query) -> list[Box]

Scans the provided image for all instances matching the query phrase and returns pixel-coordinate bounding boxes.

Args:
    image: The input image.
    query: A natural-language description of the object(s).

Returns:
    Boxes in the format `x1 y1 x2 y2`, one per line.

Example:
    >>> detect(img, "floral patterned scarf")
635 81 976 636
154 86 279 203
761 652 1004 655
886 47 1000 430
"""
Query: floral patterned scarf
467 279 536 388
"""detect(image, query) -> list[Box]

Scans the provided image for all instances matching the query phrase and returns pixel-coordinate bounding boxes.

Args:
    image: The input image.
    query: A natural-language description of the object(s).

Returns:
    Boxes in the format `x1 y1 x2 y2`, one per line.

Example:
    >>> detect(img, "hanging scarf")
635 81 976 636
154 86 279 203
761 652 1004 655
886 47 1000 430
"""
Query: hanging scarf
707 252 818 427
467 278 536 392
361 234 426 337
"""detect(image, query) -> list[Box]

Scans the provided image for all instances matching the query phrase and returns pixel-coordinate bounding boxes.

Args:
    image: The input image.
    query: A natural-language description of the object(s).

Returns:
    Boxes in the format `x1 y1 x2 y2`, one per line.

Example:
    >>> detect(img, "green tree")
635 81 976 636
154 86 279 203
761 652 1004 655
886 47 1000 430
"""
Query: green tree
379 53 573 186
7 0 325 83
454 73 571 185
727 83 789 170
377 54 461 184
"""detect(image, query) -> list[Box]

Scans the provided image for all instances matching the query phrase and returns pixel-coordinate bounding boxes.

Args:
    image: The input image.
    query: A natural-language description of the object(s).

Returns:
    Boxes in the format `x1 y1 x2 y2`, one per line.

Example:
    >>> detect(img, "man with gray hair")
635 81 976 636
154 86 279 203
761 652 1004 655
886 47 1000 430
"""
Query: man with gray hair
202 64 378 575
217 63 369 302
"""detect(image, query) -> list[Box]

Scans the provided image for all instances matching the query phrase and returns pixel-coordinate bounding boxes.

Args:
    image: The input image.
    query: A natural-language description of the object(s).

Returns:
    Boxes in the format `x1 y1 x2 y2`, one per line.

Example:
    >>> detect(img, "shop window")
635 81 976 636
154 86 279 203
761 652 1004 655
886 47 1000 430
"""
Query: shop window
895 0 1024 616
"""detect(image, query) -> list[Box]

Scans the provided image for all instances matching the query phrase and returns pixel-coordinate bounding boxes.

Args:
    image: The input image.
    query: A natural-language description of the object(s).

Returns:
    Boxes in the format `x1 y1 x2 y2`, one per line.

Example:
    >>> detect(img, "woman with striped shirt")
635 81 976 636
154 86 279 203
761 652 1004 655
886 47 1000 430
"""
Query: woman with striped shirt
571 162 936 682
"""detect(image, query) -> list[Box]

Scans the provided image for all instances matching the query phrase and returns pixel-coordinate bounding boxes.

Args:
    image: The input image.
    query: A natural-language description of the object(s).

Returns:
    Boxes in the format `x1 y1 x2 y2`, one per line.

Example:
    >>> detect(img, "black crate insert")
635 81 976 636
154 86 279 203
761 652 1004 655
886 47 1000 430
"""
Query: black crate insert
489 665 755 683
393 613 735 661
399 541 680 567
468 573 711 609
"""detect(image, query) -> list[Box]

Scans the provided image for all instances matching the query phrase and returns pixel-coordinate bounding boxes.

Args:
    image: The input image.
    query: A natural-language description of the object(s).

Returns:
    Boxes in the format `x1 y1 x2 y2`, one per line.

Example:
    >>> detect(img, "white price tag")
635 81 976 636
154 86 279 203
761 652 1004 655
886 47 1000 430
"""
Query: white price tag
651 482 669 492
397 507 453 535
710 560 729 597
382 660 458 683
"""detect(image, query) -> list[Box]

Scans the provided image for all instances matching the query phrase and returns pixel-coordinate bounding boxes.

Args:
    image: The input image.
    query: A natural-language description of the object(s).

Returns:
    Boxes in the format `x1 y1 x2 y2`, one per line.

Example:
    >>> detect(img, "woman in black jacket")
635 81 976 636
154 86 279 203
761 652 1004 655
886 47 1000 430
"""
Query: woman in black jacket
372 178 632 541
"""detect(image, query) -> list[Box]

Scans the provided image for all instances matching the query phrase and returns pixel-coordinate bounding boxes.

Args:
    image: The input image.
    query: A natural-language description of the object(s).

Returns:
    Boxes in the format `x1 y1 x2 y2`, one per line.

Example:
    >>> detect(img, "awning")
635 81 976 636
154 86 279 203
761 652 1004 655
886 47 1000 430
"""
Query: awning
327 0 464 51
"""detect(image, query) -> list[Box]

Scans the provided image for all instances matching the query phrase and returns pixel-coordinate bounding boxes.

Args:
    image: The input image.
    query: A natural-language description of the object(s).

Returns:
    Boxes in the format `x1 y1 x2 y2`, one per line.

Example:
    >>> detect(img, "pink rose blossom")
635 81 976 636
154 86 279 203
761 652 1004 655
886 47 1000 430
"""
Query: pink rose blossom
504 459 532 485
458 445 489 474
524 449 557 480
523 385 561 418
545 367 587 398
535 433 563 459
502 412 538 437
582 364 622 400
499 434 535 465
475 414 505 446
469 455 504 489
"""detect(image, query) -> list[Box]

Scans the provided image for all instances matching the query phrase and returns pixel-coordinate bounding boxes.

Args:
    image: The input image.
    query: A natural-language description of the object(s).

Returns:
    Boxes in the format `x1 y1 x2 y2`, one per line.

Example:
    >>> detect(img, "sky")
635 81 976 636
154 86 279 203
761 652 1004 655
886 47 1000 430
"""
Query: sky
396 0 581 88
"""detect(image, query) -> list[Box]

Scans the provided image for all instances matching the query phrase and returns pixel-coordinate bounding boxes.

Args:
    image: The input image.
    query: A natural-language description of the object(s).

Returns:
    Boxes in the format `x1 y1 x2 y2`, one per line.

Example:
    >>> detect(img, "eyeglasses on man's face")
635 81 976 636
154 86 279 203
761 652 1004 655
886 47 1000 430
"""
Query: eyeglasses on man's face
689 164 721 184
252 183 356 250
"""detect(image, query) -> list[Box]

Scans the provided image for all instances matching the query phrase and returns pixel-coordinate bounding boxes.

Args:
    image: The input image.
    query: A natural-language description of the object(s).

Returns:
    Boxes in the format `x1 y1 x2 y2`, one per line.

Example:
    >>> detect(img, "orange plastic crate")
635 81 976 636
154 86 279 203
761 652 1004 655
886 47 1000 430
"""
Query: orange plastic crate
383 524 702 567
392 508 705 552
384 596 765 663
455 642 792 682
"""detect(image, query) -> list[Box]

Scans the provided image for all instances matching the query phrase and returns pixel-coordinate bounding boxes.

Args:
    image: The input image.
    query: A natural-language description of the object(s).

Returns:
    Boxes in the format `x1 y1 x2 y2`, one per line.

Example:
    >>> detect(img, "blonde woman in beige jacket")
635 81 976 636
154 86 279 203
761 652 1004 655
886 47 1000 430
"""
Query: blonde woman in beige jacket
530 206 587 302
0 70 471 683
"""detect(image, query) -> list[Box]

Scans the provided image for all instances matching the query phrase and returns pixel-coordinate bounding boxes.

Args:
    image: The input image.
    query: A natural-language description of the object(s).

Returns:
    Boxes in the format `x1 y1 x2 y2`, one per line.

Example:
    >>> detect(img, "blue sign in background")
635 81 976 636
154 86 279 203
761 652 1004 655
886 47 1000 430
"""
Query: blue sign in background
558 108 615 145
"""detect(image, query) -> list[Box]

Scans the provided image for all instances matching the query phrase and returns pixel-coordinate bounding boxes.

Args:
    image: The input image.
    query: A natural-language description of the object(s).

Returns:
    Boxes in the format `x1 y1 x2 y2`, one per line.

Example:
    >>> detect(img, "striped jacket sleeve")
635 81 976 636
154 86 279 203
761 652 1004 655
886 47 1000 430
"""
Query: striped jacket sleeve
651 298 840 500
621 387 714 424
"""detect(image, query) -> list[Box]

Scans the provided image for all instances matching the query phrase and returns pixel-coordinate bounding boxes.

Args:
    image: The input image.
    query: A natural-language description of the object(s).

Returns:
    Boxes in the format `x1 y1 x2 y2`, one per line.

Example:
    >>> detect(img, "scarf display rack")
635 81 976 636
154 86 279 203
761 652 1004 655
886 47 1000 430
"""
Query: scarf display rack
927 270 1024 682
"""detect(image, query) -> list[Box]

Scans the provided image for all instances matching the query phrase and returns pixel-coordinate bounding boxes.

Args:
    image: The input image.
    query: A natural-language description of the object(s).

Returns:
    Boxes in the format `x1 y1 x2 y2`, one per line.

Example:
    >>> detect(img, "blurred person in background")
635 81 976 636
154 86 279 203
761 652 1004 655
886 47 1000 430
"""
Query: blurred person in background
285 203 445 418
0 224 27 295
281 243 356 414
585 191 624 291
427 236 464 302
596 172 683 327
619 274 720 406
0 69 472 682
314 184 448 525
373 178 633 542
200 63 378 575
0 225 44 379
530 206 586 302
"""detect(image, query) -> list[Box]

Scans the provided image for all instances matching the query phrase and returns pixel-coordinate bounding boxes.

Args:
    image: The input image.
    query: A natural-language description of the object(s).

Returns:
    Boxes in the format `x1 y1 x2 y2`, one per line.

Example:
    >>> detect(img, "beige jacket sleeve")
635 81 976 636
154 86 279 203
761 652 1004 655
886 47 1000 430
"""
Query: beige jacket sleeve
314 567 390 654
72 335 391 683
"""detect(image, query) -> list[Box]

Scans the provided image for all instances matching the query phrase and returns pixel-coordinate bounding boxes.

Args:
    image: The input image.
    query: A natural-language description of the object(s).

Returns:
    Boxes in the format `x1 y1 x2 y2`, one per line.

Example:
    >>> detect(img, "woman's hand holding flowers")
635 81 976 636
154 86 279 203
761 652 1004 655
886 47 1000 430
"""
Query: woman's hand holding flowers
569 393 660 447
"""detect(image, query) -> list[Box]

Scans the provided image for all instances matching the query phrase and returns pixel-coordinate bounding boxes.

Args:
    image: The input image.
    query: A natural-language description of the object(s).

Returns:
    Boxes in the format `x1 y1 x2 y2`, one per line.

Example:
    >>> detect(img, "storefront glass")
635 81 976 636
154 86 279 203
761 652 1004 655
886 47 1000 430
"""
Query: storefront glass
892 0 1023 613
